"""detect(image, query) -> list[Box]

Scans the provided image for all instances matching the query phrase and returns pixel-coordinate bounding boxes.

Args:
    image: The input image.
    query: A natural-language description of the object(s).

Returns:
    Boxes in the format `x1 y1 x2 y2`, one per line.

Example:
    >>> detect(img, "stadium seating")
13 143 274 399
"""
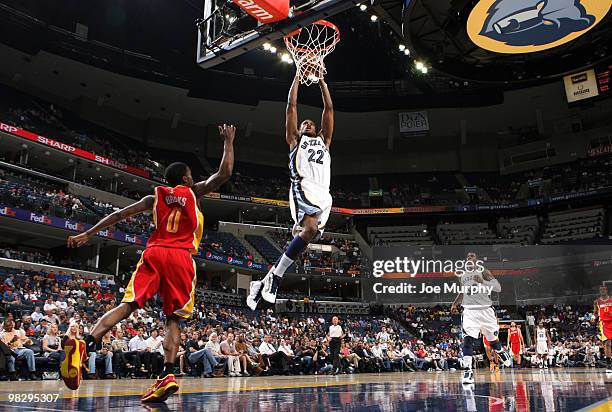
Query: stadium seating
540 207 605 244
244 234 283 266
437 222 504 245
367 225 434 246
496 215 539 244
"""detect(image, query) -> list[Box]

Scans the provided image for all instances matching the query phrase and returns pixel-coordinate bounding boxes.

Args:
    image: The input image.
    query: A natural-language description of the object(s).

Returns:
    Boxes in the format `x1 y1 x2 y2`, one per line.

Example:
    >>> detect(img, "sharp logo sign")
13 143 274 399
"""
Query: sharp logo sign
36 136 77 153
0 123 17 133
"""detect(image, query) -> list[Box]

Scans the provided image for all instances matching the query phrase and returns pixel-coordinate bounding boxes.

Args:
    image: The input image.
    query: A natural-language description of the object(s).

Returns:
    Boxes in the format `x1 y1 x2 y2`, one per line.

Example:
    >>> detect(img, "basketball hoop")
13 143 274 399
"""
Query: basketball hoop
284 20 340 86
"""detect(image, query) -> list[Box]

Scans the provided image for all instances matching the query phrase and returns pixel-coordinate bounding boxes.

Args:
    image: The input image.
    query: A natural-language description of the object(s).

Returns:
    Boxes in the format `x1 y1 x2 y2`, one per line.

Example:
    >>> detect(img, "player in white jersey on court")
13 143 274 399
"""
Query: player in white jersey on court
535 321 551 369
451 252 512 384
246 73 334 310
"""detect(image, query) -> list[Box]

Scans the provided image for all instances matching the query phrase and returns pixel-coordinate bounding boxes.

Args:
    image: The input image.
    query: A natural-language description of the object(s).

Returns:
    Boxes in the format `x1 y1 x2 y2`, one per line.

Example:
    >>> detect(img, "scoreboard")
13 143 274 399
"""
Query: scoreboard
564 64 612 103
596 64 611 97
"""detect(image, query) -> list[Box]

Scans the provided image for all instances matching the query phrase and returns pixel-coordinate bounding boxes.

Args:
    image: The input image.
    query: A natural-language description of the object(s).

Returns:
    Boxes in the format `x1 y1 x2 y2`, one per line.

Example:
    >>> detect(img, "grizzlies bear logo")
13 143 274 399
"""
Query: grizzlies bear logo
467 0 612 53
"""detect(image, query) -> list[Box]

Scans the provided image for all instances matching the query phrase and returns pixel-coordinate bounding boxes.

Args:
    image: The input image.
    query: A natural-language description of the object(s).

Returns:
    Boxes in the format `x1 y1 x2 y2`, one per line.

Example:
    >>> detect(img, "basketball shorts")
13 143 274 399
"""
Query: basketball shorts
122 246 197 318
510 342 522 356
599 320 612 341
462 307 499 342
289 179 332 236
536 342 548 355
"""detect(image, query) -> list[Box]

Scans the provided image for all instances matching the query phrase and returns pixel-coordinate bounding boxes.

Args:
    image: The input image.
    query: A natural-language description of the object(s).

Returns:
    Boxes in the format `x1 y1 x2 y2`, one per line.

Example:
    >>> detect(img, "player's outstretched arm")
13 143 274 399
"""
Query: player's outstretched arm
451 293 463 314
193 124 235 198
319 79 334 148
67 195 155 248
286 76 300 149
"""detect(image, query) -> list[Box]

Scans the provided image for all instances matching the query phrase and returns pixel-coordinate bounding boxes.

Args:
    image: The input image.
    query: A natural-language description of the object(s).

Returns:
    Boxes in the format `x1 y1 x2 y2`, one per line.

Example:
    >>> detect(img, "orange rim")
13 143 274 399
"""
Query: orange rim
284 20 340 54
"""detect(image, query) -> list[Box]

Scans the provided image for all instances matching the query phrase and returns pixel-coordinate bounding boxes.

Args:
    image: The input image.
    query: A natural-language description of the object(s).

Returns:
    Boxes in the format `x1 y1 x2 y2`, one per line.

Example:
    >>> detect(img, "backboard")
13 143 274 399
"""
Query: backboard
197 0 359 69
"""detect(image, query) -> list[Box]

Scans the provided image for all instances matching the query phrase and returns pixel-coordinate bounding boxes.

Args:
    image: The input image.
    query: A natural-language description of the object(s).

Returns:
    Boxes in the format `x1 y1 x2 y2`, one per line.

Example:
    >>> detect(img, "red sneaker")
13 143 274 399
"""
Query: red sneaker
61 338 85 390
141 374 179 403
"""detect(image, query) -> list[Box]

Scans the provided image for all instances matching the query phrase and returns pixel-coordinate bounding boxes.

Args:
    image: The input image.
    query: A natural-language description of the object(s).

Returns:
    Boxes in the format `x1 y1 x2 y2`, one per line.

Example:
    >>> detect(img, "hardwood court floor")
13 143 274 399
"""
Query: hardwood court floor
0 369 609 411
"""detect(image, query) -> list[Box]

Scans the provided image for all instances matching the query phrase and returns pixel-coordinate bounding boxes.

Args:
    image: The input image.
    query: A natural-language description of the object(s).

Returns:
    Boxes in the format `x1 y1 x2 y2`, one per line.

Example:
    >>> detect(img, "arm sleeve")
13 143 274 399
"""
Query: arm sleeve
482 277 501 293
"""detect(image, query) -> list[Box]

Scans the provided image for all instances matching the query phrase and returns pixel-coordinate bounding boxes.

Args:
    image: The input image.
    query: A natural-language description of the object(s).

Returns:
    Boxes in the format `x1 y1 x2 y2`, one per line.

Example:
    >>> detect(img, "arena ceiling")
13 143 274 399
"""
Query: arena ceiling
0 0 610 108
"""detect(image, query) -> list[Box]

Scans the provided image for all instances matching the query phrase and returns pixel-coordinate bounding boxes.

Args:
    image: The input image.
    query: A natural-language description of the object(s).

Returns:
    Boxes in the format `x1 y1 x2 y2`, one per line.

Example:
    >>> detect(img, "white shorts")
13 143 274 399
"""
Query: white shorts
462 307 499 342
289 179 332 235
536 342 548 355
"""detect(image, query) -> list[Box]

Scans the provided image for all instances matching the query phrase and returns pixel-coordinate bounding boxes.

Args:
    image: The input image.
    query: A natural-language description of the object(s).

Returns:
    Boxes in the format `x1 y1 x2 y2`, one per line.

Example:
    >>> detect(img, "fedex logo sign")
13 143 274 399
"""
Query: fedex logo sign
124 234 142 245
30 213 52 225
65 221 84 231
0 206 16 217
97 229 114 238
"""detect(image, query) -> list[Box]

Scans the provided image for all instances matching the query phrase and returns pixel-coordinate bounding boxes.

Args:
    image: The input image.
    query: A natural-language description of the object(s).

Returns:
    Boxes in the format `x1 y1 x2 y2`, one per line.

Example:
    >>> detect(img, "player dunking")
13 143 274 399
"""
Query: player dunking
247 74 334 309
534 321 551 369
451 252 511 384
62 125 235 402
507 321 525 368
593 285 612 373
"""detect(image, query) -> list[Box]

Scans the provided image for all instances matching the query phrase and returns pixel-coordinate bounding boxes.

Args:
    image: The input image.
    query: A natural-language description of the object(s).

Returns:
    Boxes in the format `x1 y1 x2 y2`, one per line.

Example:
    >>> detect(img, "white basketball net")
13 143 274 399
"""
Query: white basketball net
284 20 340 86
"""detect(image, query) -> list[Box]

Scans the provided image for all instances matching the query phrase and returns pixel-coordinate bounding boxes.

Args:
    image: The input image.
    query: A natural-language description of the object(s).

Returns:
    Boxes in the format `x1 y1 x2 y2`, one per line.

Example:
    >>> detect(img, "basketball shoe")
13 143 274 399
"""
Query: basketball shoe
246 279 264 310
142 374 179 403
60 338 86 390
261 274 282 304
495 348 512 367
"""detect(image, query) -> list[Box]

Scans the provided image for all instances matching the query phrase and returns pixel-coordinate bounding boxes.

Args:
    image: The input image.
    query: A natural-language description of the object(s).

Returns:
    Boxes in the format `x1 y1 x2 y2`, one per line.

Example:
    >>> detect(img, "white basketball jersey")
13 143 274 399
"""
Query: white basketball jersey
461 269 494 308
537 328 547 342
289 135 331 190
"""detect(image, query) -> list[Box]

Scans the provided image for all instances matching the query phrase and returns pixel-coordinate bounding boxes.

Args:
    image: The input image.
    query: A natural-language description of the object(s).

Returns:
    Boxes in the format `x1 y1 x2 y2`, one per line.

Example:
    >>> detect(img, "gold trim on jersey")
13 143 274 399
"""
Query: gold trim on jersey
190 188 204 254
174 259 197 319
122 253 145 303
599 321 609 341
152 187 159 229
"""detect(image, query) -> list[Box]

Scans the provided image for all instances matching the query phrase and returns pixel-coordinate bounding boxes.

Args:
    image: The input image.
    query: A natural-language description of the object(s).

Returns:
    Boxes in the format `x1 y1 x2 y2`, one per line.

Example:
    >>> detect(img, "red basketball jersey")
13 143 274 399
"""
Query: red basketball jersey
147 185 204 254
509 327 522 345
596 296 612 322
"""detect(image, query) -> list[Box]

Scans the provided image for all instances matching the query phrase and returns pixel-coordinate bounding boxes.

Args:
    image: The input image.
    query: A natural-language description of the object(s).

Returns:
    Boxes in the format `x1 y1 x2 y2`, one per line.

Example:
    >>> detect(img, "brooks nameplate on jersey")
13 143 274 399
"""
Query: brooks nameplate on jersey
147 185 204 253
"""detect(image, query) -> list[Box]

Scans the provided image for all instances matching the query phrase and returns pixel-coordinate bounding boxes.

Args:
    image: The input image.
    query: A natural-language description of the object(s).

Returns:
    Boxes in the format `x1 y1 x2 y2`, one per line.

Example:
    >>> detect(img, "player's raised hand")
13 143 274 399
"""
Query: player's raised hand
450 304 459 315
67 232 91 248
473 275 484 284
218 124 236 143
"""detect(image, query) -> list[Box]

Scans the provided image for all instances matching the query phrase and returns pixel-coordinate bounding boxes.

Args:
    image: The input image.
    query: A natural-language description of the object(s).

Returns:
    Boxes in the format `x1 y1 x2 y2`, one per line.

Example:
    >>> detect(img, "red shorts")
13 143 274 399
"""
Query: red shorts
510 342 522 356
600 321 612 341
122 246 197 318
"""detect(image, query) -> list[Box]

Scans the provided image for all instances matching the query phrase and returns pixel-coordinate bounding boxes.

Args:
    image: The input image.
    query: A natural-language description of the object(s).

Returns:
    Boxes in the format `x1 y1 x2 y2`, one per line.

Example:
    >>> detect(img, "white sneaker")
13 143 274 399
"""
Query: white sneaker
462 369 474 384
495 348 512 368
261 274 282 303
246 280 264 310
